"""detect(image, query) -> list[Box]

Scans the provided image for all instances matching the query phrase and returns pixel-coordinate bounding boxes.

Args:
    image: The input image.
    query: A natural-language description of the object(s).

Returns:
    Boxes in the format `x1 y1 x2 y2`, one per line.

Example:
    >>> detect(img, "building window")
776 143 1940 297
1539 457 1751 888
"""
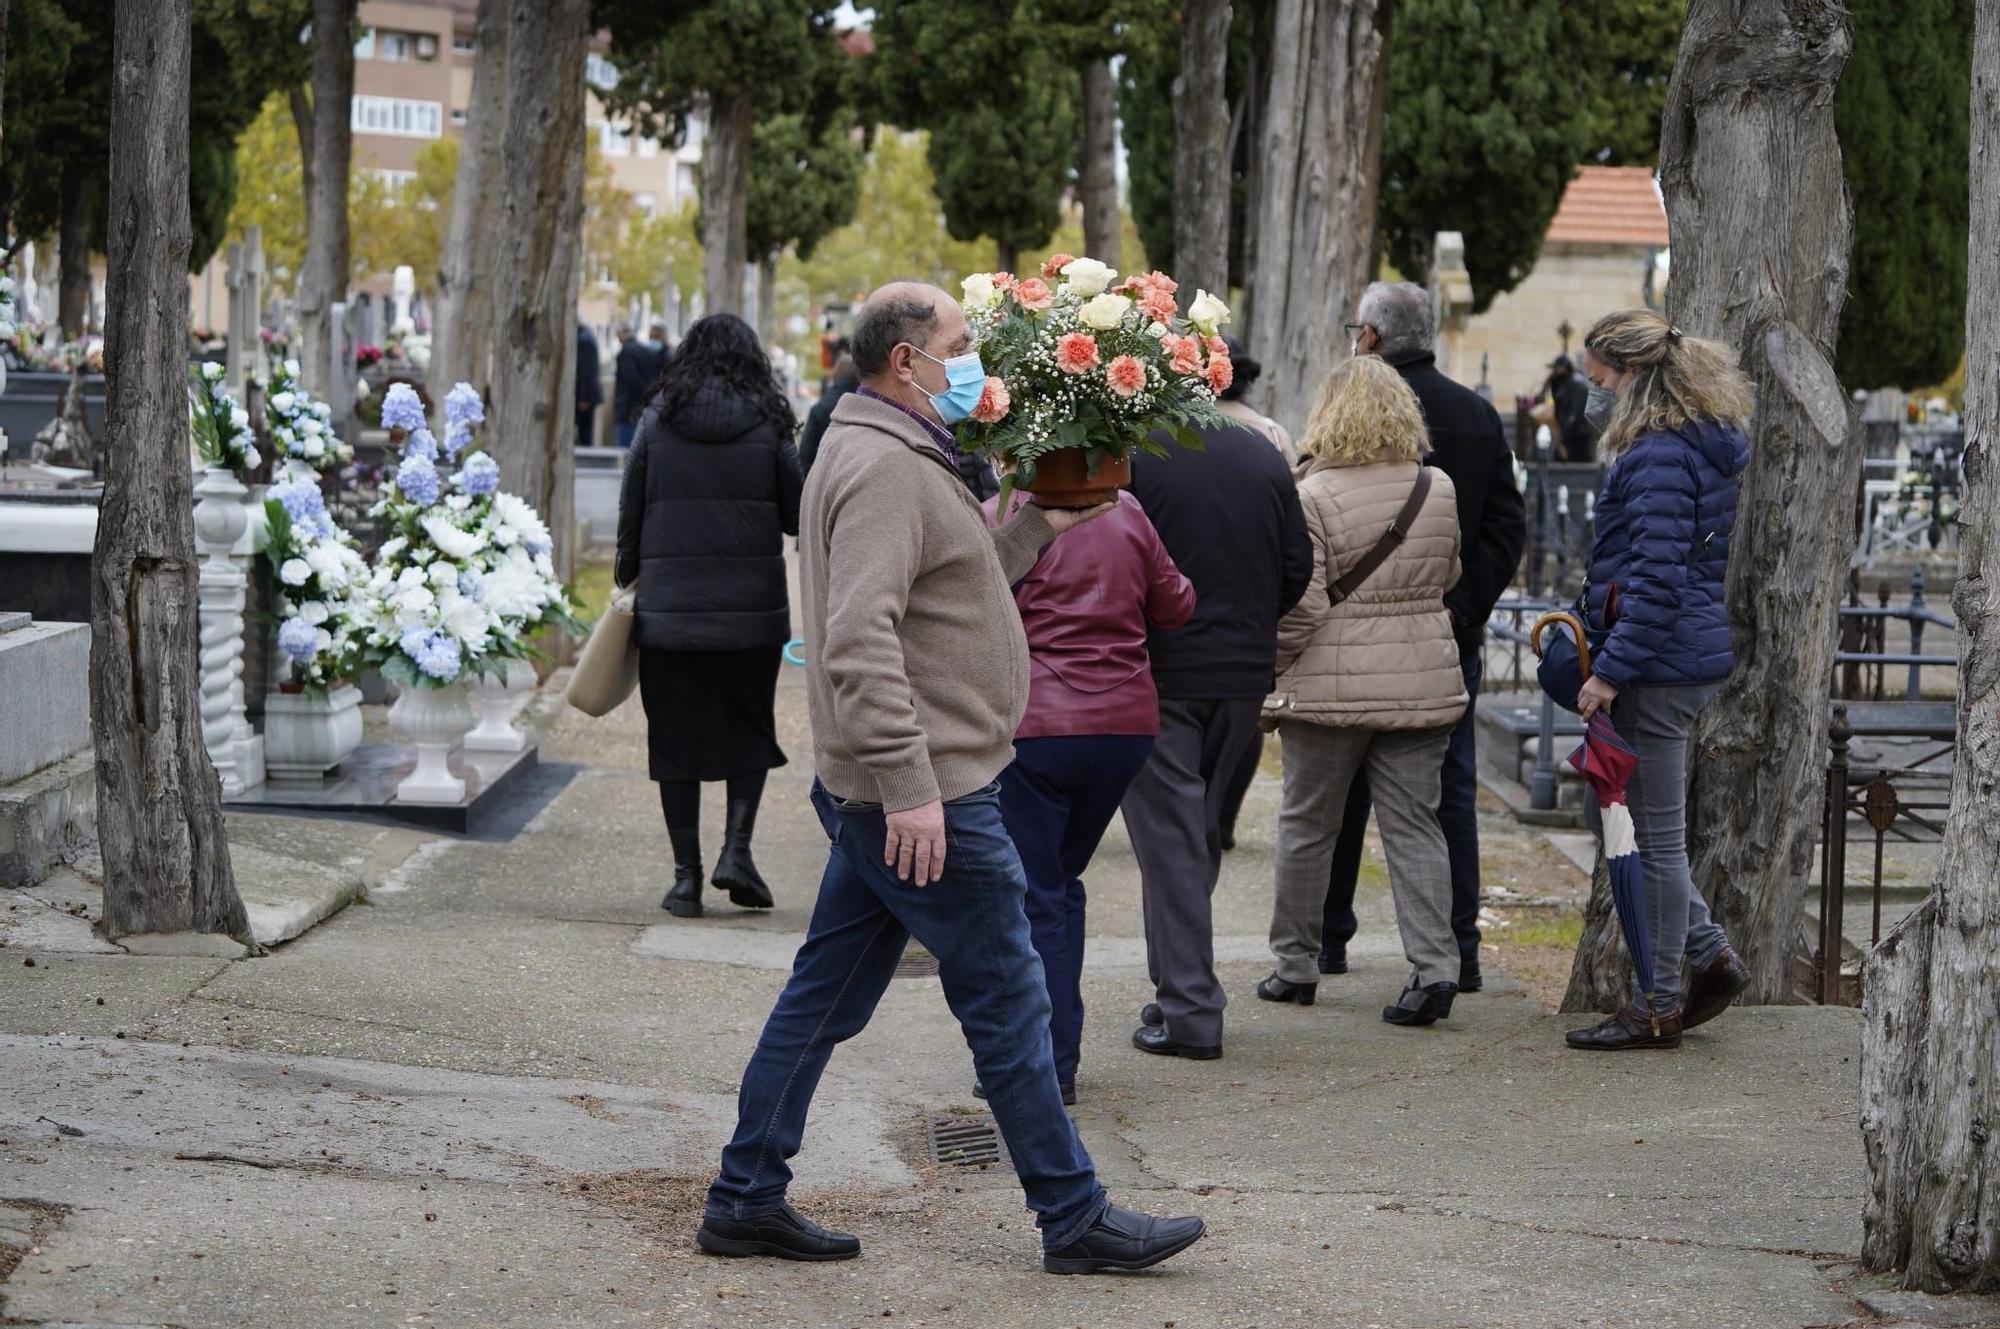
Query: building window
377 30 411 61
453 33 476 54
351 96 444 139
635 192 658 219
353 28 374 59
370 168 418 191
637 134 659 159
585 53 618 91
600 120 633 156
450 107 467 125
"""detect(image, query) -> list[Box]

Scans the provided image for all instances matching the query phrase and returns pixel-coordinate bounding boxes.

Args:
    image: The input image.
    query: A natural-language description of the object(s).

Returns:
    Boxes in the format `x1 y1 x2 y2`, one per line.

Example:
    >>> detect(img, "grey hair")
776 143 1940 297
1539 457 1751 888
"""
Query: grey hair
1355 281 1435 357
851 296 939 376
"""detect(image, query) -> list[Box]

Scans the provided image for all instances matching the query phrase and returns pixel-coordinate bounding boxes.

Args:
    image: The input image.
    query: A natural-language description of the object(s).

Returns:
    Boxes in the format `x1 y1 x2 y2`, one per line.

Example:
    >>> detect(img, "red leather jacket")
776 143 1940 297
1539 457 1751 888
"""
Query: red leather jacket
983 491 1195 739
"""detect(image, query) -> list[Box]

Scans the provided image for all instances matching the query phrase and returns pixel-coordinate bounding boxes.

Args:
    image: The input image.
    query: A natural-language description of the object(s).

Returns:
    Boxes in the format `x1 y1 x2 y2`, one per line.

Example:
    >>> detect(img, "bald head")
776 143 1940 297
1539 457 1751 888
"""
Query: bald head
850 282 972 422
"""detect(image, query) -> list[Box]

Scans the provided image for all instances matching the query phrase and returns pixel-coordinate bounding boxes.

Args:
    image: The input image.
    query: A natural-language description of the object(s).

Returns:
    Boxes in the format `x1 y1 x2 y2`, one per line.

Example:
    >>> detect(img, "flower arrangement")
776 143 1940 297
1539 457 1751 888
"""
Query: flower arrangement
189 361 261 472
264 474 369 692
352 382 580 689
0 269 16 342
355 343 384 370
265 358 353 479
954 253 1235 509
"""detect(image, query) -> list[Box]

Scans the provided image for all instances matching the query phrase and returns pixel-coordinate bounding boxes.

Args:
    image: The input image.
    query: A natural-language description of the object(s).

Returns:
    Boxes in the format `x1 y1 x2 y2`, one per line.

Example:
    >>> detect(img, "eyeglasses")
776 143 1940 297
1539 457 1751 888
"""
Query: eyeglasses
1343 323 1367 337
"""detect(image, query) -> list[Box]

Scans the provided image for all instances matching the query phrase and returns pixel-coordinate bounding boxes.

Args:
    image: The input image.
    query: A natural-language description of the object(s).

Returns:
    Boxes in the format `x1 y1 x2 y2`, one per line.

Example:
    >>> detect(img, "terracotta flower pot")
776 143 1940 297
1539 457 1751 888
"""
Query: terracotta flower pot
1025 449 1130 508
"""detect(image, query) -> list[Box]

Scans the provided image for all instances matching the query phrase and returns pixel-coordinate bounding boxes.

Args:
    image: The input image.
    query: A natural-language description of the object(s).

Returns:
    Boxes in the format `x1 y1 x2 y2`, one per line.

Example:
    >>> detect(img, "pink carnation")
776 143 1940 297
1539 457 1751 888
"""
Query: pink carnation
1056 332 1100 375
992 271 1017 293
1166 334 1203 376
1041 252 1077 279
1106 354 1147 398
1205 334 1230 357
971 375 1011 424
1204 352 1235 395
1013 277 1053 312
1139 288 1179 324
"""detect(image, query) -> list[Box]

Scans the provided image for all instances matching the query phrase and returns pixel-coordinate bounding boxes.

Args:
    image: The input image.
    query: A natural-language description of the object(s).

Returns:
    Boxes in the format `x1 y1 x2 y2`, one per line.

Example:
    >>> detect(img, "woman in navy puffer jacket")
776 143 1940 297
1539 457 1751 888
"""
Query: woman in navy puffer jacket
1566 309 1755 1053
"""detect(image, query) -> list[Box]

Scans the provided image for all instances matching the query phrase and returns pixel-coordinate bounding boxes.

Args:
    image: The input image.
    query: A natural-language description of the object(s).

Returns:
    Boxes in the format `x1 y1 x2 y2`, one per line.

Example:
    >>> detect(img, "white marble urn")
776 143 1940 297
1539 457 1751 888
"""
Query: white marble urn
388 679 474 804
464 658 536 753
264 684 364 781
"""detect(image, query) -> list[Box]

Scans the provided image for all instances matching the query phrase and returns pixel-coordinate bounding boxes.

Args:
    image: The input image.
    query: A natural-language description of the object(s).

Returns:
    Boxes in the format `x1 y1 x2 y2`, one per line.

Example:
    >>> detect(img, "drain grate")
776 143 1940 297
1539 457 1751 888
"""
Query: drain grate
927 1113 1007 1169
894 949 941 979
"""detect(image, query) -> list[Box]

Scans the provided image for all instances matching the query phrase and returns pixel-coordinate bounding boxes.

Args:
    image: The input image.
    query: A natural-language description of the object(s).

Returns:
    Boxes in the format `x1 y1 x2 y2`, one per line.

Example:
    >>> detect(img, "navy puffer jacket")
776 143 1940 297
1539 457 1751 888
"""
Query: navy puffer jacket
1585 420 1750 689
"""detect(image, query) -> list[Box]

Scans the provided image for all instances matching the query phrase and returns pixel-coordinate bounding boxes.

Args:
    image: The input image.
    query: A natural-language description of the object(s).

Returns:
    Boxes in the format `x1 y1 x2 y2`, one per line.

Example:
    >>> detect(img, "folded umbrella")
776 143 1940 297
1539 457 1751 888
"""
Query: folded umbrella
1566 711 1664 1030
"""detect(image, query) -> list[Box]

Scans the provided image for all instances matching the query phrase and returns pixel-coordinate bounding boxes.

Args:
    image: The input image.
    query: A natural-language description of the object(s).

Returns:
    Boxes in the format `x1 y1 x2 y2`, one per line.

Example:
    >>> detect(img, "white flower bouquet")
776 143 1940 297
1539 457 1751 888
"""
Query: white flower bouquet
265 358 353 479
264 475 369 692
189 361 261 472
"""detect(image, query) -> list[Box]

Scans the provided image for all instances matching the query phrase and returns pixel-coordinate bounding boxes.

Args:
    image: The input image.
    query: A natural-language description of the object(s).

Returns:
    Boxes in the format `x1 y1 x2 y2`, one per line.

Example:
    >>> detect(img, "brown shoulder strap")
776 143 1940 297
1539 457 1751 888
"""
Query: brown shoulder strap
1328 467 1433 606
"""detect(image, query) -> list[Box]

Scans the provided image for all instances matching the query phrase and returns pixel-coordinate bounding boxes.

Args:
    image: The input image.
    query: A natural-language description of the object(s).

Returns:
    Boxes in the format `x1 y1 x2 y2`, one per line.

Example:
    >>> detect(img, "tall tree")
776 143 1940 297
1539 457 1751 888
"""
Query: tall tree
1175 0 1231 299
1860 0 1999 1291
1571 0 1686 165
1246 0 1395 432
1570 0 1858 1009
488 0 587 580
746 111 863 334
1378 0 1588 311
290 0 353 399
93 0 251 945
1120 27 1177 274
430 0 506 405
1834 0 1973 391
1078 59 1120 269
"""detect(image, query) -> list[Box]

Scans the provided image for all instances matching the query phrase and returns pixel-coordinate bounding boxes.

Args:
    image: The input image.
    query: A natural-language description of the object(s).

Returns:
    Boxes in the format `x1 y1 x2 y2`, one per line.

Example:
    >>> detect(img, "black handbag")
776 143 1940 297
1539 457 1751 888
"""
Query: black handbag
1532 582 1616 714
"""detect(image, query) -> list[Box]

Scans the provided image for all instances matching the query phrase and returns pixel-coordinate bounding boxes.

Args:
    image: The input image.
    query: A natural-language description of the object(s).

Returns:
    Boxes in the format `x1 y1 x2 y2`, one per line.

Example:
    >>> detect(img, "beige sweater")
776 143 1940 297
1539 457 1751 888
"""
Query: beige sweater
801 392 1057 811
1272 457 1467 730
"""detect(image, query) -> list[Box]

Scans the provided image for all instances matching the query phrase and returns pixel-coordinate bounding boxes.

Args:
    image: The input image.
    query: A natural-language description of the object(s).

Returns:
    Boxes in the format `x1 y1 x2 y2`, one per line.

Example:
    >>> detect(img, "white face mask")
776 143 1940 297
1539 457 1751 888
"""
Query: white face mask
1350 338 1360 358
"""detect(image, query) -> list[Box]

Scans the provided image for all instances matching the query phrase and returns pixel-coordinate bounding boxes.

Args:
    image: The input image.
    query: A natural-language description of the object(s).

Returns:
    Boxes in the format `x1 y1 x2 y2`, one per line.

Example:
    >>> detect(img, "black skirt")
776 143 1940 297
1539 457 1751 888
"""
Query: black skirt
637 647 788 783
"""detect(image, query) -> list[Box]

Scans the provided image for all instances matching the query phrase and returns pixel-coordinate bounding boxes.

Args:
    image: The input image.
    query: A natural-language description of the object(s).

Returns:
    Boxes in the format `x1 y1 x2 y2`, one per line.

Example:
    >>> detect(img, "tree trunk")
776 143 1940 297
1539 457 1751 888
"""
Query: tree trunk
92 0 249 946
294 0 354 399
1080 57 1121 271
996 239 1020 277
1860 0 2000 1291
756 253 777 340
1245 0 1394 433
58 158 91 338
702 90 754 318
1174 0 1231 300
488 0 585 583
1652 0 1860 1005
429 0 506 403
0 0 10 175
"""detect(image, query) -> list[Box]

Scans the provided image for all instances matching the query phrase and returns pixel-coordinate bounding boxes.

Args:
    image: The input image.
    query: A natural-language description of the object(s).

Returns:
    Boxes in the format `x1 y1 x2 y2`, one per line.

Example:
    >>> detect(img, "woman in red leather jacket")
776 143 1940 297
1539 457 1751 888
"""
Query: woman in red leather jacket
979 488 1195 1104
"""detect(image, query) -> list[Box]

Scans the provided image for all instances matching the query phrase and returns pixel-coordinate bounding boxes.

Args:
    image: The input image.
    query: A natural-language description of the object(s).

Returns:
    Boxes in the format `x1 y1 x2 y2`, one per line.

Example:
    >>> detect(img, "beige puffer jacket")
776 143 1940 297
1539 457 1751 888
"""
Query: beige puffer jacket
1271 457 1468 730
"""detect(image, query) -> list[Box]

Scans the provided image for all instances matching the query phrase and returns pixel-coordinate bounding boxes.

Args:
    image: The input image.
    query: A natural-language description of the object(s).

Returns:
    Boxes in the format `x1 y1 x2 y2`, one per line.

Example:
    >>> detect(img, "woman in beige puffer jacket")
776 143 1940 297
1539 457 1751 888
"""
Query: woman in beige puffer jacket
1261 356 1469 1028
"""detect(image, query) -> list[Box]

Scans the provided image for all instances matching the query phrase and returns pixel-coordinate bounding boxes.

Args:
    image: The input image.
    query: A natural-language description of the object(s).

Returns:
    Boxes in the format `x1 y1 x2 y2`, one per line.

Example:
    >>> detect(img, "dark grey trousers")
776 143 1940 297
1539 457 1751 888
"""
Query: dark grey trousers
1119 696 1263 1048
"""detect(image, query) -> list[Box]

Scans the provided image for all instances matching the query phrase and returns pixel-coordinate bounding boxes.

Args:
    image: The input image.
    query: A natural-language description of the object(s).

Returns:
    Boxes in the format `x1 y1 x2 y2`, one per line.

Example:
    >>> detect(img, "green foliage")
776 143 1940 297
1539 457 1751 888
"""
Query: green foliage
1834 0 1973 391
1570 0 1685 166
1379 0 1590 313
596 0 841 141
1117 22 1177 276
746 112 864 261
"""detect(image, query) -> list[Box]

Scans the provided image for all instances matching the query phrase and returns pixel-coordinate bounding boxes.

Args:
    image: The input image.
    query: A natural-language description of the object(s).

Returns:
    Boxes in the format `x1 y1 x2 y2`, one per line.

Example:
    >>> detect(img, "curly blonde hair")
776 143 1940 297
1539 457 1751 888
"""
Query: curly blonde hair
1299 356 1427 465
1583 308 1754 458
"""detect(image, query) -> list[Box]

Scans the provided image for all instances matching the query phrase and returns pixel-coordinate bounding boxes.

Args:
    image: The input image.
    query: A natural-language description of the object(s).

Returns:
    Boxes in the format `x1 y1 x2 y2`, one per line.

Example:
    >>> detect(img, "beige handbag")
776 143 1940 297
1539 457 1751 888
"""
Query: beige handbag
564 585 639 716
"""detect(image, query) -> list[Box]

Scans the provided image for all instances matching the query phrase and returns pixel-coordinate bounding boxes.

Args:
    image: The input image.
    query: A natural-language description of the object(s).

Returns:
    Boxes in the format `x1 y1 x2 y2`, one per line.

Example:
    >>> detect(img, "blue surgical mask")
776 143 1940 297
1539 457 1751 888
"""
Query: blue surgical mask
915 347 986 425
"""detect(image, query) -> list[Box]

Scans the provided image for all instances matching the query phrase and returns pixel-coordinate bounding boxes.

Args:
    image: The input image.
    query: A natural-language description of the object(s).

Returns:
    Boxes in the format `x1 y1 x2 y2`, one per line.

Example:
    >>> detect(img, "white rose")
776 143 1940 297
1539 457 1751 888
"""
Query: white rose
279 558 312 587
1187 288 1231 335
301 417 322 436
1078 292 1132 331
301 600 330 625
397 583 436 615
270 391 295 414
201 362 225 383
302 435 326 459
229 406 250 431
284 358 301 379
959 272 999 311
1061 257 1115 297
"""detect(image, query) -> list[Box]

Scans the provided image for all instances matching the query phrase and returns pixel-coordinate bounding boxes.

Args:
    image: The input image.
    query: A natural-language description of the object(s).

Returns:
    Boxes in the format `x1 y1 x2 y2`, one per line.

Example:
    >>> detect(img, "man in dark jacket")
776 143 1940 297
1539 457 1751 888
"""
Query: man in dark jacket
1121 420 1313 1060
1543 355 1597 461
612 325 661 447
799 352 858 475
576 323 604 448
1328 281 1528 992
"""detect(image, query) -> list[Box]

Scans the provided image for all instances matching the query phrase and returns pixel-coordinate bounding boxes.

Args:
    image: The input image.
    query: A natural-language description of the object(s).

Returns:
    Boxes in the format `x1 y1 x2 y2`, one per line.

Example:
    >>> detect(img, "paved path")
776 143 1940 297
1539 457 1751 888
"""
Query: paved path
1 667 1983 1328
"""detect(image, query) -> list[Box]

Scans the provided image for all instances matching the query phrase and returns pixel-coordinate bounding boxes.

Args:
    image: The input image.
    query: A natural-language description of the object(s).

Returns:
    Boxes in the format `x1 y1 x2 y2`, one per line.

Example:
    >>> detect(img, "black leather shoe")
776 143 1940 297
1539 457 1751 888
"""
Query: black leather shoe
696 1204 860 1261
1139 1002 1163 1027
973 1079 1076 1106
1381 980 1458 1027
710 796 775 909
1458 958 1483 993
1043 1203 1205 1274
1682 946 1750 1030
1565 1002 1683 1050
1316 946 1349 976
1255 974 1316 1006
1131 1024 1220 1060
662 864 703 918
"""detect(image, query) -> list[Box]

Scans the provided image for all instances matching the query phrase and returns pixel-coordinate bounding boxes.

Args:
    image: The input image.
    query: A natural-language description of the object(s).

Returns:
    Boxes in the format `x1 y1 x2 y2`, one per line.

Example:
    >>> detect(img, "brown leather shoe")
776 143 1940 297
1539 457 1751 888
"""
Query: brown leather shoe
1682 946 1751 1030
1564 1003 1683 1050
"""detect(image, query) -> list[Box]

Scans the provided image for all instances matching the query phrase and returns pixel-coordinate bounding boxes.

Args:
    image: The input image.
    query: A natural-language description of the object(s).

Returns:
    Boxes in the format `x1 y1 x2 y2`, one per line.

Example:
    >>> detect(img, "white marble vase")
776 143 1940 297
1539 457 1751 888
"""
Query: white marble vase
464 658 536 753
389 679 474 804
264 684 364 780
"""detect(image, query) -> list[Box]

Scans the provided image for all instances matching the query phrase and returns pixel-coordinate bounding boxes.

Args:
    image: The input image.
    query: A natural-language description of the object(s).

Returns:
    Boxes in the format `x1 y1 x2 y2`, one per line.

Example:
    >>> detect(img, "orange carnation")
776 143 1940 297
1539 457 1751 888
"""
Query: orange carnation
992 271 1017 292
1013 277 1054 312
1041 252 1077 279
1205 334 1229 357
1106 354 1147 398
1166 334 1203 376
1056 332 1100 375
1204 352 1234 395
971 375 1011 424
1139 288 1179 324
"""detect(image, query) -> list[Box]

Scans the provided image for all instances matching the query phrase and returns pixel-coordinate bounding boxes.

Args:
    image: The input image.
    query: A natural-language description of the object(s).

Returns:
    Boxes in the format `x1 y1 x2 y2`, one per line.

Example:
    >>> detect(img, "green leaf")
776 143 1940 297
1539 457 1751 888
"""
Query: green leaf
380 653 418 689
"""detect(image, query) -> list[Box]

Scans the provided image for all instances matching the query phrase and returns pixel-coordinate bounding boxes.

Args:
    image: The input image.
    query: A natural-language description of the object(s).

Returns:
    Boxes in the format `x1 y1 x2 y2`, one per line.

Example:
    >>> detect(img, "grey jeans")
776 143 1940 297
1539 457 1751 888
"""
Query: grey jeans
1269 721 1459 989
1583 681 1731 1006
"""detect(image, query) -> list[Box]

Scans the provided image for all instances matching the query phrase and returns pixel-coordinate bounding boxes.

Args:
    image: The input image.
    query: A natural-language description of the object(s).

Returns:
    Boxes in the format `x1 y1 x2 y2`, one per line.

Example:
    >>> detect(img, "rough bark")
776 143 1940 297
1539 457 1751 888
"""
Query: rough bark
1646 0 1860 1005
92 0 249 945
1080 57 1121 272
702 90 754 318
1245 0 1393 433
488 0 584 582
1174 0 1231 301
756 253 777 341
1560 850 1630 1013
429 0 506 403
294 0 354 399
1860 0 2000 1290
58 158 91 338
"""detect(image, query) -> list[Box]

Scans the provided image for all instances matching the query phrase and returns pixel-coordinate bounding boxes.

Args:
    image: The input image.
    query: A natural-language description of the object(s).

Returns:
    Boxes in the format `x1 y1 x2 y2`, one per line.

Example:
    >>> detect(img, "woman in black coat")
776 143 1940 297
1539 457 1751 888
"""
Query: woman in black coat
615 314 803 918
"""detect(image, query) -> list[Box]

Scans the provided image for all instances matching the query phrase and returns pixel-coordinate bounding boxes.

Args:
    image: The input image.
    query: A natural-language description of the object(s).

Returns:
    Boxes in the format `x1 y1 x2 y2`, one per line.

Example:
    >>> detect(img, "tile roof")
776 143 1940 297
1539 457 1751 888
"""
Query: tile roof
1545 166 1671 248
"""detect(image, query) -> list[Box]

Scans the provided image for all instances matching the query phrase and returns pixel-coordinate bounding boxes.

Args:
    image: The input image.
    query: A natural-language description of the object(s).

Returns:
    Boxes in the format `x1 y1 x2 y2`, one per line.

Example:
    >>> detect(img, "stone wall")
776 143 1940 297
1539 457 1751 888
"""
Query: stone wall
1439 242 1660 402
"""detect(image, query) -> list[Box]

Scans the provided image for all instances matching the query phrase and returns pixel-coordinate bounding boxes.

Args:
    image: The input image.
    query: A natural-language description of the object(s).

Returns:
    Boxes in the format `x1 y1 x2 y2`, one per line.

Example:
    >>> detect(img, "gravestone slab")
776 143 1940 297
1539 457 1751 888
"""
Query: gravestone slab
0 616 89 784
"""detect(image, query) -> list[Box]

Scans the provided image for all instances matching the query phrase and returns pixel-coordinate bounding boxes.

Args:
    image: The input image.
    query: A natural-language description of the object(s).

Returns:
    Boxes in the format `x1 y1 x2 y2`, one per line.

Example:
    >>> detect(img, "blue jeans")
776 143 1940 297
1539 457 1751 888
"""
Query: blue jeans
706 780 1108 1251
998 735 1156 1085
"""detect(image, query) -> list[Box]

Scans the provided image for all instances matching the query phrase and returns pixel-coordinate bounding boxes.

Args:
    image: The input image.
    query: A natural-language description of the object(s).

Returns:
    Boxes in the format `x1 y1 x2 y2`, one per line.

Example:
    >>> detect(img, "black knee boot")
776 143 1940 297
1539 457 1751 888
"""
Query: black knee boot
662 826 704 917
710 790 775 909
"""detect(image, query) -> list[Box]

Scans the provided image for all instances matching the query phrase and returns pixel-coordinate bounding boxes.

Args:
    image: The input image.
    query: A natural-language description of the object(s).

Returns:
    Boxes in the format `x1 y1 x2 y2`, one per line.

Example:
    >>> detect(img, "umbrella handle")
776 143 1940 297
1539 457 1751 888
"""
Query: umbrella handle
1530 611 1592 681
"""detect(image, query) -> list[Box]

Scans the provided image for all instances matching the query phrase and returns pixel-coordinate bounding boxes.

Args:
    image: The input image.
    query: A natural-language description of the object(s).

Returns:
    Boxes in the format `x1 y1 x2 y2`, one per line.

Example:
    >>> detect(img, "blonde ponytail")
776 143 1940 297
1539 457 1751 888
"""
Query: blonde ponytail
1583 308 1753 458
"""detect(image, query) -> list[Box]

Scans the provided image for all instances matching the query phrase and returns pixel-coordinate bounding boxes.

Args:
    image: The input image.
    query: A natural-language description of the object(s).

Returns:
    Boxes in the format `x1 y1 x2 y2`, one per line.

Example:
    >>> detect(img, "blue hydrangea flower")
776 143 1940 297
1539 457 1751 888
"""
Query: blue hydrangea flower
458 569 484 600
396 455 441 506
278 616 320 664
380 383 427 434
443 383 484 456
414 632 462 681
458 451 500 496
399 625 432 660
273 480 323 526
403 427 440 462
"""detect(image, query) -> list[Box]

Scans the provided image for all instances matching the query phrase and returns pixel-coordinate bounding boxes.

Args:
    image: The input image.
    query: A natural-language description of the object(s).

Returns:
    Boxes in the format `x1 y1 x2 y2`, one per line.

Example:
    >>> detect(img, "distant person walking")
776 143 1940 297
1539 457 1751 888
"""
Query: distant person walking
576 322 603 448
1540 354 1598 462
1564 309 1753 1051
799 350 858 475
615 313 802 919
612 323 665 448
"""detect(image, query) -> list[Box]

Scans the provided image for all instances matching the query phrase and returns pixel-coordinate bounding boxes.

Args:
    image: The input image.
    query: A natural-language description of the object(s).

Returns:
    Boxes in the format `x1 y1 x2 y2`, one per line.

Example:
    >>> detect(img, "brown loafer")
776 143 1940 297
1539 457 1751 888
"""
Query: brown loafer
1565 1002 1683 1050
1682 946 1751 1030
